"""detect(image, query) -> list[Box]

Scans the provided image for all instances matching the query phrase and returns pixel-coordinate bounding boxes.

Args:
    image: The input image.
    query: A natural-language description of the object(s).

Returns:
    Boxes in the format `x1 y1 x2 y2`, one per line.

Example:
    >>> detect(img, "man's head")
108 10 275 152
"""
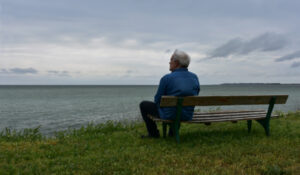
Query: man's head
169 49 190 72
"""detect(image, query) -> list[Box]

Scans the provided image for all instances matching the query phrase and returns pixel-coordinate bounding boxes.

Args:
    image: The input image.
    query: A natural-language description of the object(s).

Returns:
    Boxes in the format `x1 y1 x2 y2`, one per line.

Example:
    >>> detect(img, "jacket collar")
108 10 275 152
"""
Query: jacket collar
173 68 188 72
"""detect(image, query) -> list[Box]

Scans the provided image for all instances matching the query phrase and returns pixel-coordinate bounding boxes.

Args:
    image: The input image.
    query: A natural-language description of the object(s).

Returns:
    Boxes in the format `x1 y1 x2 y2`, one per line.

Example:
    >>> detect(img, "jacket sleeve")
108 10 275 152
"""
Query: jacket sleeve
196 77 200 95
194 74 200 95
154 75 168 105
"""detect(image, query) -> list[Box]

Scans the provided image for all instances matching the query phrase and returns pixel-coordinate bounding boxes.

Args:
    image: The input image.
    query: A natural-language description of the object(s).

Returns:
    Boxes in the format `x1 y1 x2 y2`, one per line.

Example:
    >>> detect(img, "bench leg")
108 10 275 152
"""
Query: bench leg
174 97 183 143
174 123 180 143
170 122 180 143
172 122 180 143
255 96 276 136
175 133 180 143
257 119 270 136
247 120 252 133
162 122 167 138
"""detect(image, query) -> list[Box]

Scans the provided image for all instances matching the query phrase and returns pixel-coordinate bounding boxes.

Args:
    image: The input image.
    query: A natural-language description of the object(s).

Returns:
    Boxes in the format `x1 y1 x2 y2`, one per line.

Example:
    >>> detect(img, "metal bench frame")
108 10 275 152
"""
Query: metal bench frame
148 95 288 143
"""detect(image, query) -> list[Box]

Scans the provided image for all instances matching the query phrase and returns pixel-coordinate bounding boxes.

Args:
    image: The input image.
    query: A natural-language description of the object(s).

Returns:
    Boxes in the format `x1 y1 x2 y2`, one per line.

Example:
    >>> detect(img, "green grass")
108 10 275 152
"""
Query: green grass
0 112 299 175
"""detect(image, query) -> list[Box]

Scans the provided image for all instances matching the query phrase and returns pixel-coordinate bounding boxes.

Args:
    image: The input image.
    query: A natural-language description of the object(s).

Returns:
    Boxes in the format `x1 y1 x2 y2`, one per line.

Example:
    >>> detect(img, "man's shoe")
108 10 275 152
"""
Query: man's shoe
168 129 174 137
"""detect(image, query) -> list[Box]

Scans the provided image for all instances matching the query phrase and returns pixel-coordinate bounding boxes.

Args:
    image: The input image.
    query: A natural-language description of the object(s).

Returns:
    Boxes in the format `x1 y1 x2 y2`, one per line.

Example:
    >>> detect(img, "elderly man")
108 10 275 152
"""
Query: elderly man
140 50 200 138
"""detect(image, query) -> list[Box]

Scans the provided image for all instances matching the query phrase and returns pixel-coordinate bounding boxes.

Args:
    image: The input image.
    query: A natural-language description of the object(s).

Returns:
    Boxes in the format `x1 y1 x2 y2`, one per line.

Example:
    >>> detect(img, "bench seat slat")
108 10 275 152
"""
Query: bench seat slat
188 115 279 123
194 111 267 118
193 113 267 119
192 114 267 121
194 111 266 116
148 114 278 123
193 110 265 115
185 116 272 123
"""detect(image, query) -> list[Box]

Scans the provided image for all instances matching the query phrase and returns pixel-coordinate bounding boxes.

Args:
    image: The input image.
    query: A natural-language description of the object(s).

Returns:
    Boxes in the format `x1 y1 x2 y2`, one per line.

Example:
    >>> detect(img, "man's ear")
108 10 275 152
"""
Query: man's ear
175 60 180 67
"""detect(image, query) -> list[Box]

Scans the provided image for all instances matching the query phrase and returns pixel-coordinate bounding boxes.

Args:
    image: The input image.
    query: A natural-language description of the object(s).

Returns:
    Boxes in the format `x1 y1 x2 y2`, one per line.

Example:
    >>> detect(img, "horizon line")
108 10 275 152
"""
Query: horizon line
0 83 300 86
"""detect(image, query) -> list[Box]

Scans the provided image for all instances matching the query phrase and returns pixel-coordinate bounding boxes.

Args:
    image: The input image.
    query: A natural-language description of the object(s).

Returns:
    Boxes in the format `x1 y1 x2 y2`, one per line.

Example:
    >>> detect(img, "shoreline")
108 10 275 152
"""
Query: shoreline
0 111 298 138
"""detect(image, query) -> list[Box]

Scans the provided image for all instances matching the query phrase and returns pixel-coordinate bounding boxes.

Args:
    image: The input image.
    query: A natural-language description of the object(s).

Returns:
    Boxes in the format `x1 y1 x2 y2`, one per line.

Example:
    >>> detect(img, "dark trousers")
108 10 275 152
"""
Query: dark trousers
139 101 173 137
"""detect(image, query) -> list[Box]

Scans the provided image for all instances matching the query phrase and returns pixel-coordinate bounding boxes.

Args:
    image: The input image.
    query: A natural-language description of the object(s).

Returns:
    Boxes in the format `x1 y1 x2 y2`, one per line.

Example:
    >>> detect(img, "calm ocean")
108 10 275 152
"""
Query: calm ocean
0 84 299 135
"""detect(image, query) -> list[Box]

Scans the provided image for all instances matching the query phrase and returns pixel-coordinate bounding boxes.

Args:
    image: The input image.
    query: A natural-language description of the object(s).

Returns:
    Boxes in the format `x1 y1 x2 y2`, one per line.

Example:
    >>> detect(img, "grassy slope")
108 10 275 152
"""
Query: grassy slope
0 112 299 175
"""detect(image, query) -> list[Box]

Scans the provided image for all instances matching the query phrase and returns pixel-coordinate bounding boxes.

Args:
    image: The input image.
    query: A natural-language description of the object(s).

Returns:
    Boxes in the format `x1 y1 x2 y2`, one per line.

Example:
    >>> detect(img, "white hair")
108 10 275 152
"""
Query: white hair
171 49 190 68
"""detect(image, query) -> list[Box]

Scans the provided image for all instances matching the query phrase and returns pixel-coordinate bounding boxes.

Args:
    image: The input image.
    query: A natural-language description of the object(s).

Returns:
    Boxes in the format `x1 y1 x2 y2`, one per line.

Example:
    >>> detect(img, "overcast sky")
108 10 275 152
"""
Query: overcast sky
1 0 300 85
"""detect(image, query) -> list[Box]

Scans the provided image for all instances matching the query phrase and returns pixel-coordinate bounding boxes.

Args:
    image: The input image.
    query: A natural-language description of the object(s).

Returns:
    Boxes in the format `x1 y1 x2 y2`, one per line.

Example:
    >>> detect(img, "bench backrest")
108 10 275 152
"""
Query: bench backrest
160 95 288 107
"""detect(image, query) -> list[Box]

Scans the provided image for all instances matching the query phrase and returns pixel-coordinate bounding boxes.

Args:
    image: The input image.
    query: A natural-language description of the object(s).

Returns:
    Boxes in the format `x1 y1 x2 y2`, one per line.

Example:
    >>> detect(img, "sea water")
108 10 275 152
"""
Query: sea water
0 84 299 135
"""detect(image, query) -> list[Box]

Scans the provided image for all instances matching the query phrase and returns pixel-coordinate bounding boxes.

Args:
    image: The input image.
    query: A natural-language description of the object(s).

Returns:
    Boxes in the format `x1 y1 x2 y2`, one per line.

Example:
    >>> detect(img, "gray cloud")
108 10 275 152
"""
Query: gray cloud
10 68 38 74
47 70 70 77
48 71 59 74
208 38 243 58
126 70 133 74
0 69 9 73
0 68 38 74
275 50 300 62
165 49 171 53
207 33 288 59
291 62 300 68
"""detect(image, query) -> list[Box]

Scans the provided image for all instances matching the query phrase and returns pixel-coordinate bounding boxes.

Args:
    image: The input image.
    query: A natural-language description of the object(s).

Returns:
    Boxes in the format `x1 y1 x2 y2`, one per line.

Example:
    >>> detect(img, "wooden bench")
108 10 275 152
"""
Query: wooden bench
148 95 288 143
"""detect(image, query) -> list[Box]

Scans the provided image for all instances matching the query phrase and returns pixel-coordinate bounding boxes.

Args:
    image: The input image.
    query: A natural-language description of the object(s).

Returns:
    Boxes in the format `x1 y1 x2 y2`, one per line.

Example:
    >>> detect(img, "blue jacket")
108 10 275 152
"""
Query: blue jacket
154 68 200 120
